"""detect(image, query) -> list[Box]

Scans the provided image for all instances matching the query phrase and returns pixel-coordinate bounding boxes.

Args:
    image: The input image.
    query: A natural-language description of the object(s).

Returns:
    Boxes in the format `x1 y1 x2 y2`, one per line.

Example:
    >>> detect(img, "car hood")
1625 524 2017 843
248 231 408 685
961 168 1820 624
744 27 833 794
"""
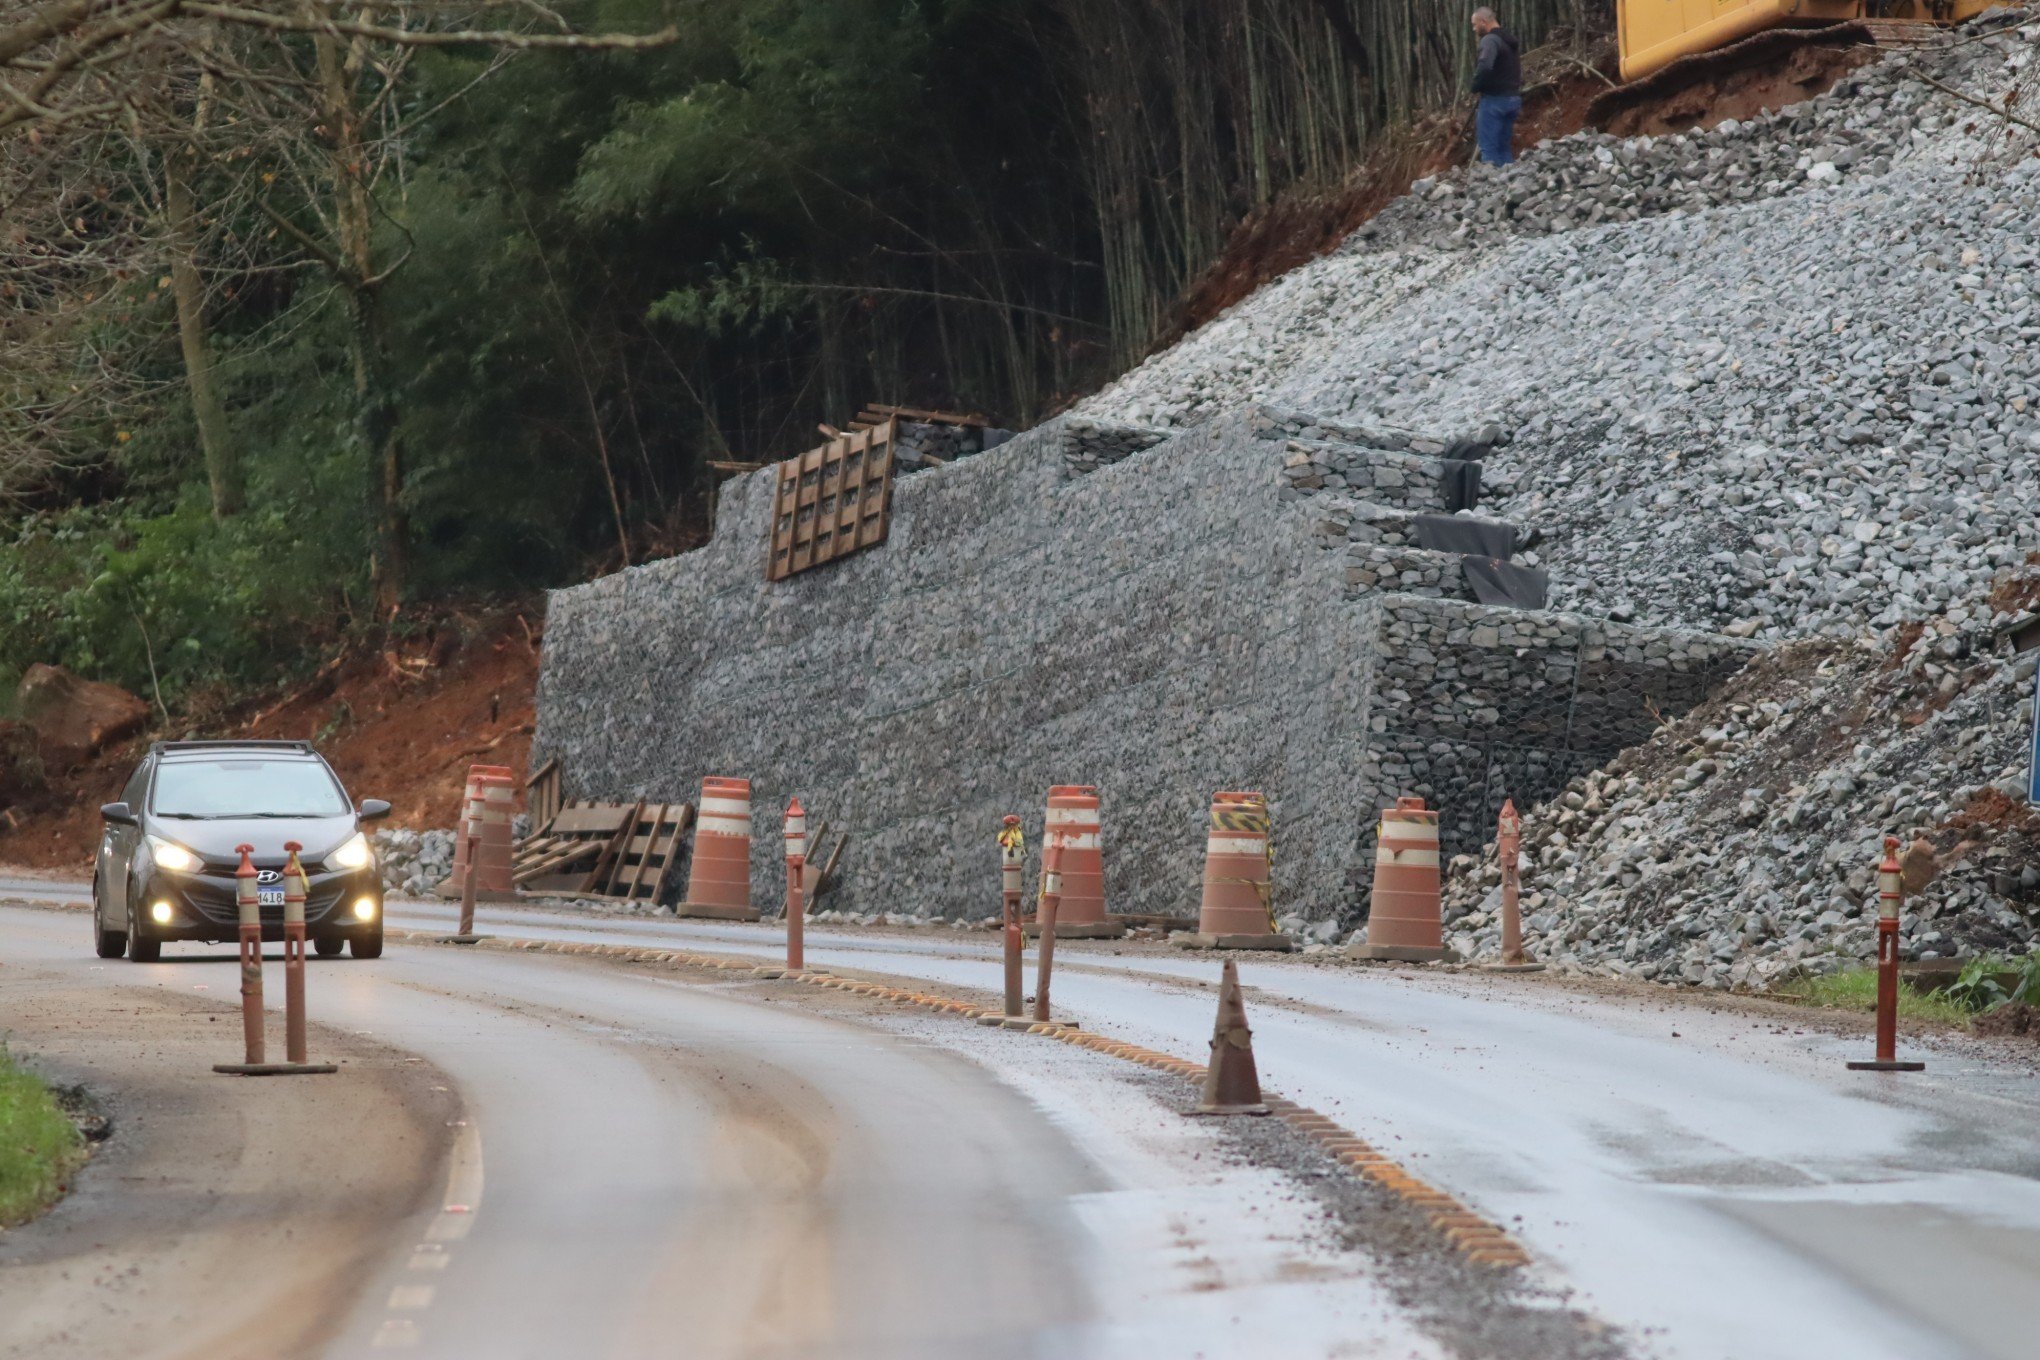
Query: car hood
147 814 362 868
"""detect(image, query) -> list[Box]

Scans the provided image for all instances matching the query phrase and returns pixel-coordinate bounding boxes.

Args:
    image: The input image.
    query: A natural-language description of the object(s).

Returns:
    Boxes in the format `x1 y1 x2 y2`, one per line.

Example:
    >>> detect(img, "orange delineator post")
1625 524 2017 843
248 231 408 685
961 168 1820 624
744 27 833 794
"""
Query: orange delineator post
999 815 1025 1019
1176 791 1290 951
1033 833 1065 1023
233 843 263 1064
283 843 309 1064
679 776 760 921
1849 835 1926 1073
784 798 806 973
1483 799 1544 973
1028 786 1125 939
1350 796 1447 963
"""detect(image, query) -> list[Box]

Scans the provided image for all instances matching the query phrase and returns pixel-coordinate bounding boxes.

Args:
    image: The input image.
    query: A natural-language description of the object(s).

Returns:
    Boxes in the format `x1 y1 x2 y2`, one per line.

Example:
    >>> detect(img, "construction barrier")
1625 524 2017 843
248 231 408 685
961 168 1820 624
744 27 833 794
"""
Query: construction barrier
1187 958 1269 1116
1176 791 1290 951
1849 836 1926 1073
784 798 806 973
999 815 1025 1019
442 763 516 902
1028 785 1125 939
1349 796 1446 963
1484 799 1543 973
214 843 335 1076
678 776 760 921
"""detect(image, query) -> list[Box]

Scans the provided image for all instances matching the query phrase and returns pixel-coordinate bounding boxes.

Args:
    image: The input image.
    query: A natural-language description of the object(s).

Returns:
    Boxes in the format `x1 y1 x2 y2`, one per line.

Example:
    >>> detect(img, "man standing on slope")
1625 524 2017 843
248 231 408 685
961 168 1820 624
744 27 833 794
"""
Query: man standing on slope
1470 8 1523 166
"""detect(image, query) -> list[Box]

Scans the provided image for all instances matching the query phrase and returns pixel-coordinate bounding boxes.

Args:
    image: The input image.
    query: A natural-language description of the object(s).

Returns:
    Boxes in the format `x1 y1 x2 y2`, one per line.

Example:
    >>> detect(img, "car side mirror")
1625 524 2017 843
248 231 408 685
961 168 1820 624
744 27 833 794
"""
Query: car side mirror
358 798 393 822
100 802 137 826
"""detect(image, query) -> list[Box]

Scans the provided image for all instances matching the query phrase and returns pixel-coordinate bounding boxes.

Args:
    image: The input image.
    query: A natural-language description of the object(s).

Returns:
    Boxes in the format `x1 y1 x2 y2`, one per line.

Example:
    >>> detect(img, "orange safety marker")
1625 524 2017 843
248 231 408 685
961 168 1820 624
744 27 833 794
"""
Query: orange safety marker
1000 815 1025 1019
784 798 806 973
1027 786 1126 939
215 843 336 1076
1033 832 1065 1024
1175 791 1291 951
1849 836 1926 1073
1482 800 1544 973
1350 796 1447 963
678 776 760 921
441 763 517 902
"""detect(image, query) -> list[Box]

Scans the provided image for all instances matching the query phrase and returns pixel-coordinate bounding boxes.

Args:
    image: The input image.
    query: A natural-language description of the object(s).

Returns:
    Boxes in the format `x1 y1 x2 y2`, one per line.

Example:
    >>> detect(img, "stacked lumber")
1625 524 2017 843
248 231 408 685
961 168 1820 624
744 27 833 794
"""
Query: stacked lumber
514 799 692 903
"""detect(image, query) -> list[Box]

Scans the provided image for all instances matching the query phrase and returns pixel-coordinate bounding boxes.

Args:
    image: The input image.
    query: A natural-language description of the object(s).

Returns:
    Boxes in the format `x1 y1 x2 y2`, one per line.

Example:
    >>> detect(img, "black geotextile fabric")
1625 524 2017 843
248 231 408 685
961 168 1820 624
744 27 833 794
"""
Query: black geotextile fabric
1463 557 1550 610
1439 459 1481 513
1412 514 1516 560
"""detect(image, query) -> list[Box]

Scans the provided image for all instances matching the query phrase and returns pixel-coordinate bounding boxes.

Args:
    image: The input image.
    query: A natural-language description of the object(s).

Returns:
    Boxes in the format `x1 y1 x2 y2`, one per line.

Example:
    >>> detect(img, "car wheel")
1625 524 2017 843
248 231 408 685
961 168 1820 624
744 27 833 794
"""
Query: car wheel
349 929 384 960
313 935 346 958
92 876 126 958
127 928 161 963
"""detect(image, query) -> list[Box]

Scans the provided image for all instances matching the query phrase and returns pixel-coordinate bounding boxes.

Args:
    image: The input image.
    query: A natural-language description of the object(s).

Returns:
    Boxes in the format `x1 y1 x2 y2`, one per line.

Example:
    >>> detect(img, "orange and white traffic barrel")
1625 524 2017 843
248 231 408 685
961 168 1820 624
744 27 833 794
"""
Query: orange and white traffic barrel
1349 796 1446 962
1029 785 1126 939
443 762 517 902
679 776 759 921
1178 791 1290 951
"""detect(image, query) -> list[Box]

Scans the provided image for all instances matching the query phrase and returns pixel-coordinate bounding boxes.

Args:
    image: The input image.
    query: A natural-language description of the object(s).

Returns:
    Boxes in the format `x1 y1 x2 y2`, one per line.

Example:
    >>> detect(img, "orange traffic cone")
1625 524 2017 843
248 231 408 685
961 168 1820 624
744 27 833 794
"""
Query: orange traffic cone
1187 959 1269 1116
1349 796 1447 962
1026 786 1126 940
678 776 760 921
1175 791 1291 951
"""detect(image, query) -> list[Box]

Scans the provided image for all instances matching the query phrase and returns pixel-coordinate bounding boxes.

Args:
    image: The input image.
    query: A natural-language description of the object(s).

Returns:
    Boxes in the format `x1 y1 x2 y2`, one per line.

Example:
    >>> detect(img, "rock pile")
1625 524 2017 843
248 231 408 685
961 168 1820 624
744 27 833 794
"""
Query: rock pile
1064 13 2040 985
375 828 455 898
1442 575 2040 986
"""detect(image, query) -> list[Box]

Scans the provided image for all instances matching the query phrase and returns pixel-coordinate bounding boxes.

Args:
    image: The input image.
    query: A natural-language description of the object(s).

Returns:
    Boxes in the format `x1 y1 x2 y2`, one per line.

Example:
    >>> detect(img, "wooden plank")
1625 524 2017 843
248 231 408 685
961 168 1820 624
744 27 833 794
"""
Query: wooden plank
513 841 599 885
545 805 632 836
579 798 642 895
646 804 694 903
621 804 669 901
865 403 988 427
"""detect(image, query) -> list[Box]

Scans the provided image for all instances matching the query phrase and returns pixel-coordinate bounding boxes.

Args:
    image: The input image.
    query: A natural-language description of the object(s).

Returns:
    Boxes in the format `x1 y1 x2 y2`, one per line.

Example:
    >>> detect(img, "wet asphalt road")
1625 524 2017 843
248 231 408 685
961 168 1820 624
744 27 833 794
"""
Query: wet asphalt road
0 900 1103 1360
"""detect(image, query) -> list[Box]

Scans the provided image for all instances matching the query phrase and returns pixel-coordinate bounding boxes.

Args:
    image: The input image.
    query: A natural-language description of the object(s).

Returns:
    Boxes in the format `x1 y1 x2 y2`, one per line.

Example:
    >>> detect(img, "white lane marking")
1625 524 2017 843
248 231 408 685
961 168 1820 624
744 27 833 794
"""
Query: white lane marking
387 1285 436 1310
370 1319 419 1349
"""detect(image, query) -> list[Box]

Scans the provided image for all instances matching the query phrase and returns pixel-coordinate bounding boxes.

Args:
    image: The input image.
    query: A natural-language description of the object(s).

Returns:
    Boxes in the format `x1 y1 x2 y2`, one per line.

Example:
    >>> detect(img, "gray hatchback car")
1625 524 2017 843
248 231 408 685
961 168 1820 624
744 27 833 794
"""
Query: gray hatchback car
93 739 390 961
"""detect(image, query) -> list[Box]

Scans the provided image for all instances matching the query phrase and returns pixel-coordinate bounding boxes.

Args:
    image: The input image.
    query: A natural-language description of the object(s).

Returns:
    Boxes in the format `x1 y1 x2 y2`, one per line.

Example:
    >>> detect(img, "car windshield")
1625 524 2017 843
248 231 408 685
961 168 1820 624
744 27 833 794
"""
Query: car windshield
150 758 350 819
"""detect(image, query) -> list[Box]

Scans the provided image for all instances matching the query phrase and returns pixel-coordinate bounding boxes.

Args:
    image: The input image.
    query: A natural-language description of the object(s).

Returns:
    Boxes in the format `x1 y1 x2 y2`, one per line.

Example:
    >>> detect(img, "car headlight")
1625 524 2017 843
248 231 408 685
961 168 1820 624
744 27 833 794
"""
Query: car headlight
146 836 201 874
328 832 373 871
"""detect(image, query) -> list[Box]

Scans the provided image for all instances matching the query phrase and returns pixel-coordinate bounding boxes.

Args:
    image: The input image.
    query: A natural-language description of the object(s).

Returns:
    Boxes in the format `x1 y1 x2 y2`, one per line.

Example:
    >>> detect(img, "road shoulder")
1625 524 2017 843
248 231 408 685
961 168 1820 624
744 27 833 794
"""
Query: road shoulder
0 961 456 1360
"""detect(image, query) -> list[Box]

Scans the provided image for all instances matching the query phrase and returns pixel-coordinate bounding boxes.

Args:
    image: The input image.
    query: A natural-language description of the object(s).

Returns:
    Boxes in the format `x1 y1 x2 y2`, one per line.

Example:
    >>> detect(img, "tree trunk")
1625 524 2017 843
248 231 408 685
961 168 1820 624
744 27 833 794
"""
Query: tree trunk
316 24 406 613
163 151 241 520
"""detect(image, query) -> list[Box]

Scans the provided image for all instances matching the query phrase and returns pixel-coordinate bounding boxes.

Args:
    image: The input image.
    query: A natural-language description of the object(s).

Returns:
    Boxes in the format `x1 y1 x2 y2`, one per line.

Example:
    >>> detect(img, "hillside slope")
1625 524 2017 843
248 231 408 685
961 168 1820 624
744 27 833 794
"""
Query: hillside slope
1079 10 2040 981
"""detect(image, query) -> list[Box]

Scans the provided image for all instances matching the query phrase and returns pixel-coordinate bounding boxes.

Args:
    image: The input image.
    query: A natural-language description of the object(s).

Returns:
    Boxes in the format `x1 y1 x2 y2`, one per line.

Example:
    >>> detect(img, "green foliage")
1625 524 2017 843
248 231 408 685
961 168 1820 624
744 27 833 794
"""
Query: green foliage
2007 951 2040 1006
1776 968 1973 1025
1944 955 2012 1014
0 1044 86 1229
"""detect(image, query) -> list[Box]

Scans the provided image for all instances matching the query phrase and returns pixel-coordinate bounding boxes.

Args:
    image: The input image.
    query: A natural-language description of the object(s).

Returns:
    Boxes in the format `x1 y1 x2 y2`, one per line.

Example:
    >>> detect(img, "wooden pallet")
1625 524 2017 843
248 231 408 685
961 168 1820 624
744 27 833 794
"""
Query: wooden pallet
514 799 693 902
525 757 563 834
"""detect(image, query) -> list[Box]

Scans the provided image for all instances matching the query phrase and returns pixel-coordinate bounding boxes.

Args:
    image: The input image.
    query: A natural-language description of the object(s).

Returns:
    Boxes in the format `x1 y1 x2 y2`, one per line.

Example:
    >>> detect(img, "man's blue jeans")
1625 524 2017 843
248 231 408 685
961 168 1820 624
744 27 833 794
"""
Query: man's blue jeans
1477 94 1521 166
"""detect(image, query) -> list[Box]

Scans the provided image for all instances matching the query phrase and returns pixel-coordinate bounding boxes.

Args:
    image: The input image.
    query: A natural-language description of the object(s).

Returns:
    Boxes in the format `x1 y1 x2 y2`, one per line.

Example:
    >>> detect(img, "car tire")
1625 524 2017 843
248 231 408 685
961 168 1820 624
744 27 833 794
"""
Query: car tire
314 935 346 958
350 929 384 960
127 927 161 963
92 876 126 958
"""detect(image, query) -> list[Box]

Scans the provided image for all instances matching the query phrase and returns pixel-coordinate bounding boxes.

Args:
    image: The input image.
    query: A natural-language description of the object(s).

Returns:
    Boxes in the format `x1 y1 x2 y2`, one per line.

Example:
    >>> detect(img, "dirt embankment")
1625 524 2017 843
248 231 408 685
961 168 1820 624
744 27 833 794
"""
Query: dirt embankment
0 609 540 872
1162 33 1869 346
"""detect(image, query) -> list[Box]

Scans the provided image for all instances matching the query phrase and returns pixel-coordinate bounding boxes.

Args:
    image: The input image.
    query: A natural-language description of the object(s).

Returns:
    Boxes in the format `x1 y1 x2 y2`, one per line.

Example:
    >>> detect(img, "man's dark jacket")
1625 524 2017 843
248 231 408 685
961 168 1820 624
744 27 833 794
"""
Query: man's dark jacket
1472 27 1522 97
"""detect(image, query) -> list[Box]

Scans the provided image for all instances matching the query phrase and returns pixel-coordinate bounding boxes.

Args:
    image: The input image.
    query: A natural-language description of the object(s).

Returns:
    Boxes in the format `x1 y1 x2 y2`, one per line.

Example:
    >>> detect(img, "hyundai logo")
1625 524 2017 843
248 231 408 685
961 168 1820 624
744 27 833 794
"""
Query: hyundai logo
256 869 282 885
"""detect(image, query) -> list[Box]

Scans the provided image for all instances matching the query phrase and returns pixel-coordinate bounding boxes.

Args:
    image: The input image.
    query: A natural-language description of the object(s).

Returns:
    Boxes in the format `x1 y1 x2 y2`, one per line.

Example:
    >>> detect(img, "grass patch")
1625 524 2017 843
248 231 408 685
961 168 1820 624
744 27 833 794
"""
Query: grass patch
1775 969 1973 1025
0 1043 87 1228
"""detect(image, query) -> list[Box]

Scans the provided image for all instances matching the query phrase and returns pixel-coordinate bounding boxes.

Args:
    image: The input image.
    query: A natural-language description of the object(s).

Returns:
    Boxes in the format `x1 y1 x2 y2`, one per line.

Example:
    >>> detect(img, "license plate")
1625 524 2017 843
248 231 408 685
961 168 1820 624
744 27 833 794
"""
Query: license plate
258 888 285 907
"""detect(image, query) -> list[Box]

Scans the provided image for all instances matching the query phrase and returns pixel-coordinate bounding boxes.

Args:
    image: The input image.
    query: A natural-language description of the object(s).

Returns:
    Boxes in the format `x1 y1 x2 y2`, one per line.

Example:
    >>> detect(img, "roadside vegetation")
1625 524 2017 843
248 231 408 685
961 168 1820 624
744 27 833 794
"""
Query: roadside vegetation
0 1045 87 1228
1 1 1609 714
1777 952 2040 1028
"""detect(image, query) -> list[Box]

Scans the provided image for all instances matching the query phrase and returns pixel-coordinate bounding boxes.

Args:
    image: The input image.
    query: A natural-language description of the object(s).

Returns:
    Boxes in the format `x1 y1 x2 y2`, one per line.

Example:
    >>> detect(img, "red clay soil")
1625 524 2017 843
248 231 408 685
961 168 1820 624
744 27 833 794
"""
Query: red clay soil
0 612 539 873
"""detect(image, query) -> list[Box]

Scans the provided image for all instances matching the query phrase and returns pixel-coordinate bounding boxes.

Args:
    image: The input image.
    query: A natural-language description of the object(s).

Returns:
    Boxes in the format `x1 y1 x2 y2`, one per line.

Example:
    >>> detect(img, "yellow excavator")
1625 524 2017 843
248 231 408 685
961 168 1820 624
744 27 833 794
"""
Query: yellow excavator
1622 1 1998 81
1601 1 2002 122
